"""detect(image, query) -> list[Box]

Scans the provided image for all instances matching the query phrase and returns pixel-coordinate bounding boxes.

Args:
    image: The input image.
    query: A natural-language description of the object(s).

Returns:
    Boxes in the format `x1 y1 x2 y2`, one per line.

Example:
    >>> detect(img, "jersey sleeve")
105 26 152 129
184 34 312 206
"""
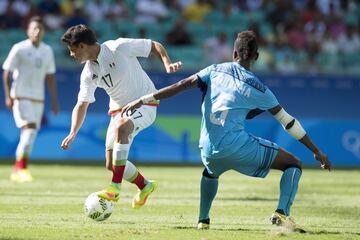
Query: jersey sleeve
254 88 279 110
77 69 97 103
115 38 152 58
46 47 56 74
196 65 214 84
2 44 19 71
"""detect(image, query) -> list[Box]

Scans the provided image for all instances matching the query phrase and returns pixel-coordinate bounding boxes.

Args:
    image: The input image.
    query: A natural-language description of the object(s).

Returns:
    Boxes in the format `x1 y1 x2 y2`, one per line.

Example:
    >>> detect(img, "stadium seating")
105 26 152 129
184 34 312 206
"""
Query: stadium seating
0 0 359 73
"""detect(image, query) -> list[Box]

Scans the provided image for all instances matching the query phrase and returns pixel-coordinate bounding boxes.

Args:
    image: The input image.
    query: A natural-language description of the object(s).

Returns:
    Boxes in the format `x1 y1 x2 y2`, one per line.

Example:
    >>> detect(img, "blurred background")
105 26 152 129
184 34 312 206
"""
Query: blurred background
0 0 360 166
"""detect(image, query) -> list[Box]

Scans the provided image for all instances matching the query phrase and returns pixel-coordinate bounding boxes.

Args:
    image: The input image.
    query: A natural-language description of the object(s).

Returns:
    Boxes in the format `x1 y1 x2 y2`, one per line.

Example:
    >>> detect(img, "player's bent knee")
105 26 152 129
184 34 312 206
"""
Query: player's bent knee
202 168 218 179
289 154 302 169
272 148 302 171
284 162 302 171
114 119 133 137
284 155 302 171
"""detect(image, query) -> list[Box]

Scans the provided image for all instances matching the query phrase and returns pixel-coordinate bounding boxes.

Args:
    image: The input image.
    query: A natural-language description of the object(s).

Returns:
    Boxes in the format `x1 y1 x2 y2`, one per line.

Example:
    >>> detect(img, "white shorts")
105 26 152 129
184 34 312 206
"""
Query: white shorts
105 105 157 150
13 99 44 129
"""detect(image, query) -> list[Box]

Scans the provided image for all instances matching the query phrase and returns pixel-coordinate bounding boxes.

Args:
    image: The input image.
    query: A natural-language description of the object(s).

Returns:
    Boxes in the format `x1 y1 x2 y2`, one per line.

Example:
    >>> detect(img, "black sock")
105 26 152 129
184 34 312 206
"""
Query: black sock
198 218 210 224
275 209 286 215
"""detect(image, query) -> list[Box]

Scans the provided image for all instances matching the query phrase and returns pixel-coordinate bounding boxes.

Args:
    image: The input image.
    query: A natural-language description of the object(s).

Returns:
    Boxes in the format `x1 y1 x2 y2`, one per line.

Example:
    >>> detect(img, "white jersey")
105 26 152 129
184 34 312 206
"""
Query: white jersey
77 38 157 111
2 39 56 101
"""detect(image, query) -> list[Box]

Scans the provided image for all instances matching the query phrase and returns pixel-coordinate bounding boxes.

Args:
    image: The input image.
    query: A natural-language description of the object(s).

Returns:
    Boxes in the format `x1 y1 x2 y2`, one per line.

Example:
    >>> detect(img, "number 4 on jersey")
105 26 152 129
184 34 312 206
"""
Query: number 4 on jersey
209 93 235 126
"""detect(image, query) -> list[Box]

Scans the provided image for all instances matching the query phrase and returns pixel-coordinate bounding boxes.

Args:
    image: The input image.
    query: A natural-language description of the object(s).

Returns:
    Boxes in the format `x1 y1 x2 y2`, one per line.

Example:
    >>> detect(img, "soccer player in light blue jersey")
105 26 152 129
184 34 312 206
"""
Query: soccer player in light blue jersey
121 30 331 231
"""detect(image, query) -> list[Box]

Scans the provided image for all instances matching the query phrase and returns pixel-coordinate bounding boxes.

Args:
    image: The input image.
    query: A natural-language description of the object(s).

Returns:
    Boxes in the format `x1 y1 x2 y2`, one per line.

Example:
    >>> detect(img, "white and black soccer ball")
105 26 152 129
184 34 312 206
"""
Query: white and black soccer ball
84 193 113 221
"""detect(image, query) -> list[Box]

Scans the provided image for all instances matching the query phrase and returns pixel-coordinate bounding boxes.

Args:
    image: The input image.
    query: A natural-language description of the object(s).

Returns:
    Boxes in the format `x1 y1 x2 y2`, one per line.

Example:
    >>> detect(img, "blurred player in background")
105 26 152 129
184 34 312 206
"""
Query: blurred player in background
60 24 182 208
2 16 59 183
120 30 331 229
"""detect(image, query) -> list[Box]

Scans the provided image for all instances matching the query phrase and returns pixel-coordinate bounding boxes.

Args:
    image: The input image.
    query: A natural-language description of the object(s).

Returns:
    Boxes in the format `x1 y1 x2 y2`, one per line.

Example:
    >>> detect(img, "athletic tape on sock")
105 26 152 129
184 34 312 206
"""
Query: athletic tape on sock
112 143 130 166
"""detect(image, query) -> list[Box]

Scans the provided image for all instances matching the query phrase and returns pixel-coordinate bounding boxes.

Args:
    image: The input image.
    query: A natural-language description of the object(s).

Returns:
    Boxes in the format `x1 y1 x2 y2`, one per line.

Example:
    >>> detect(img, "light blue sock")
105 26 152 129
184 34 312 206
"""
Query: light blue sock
199 176 218 221
277 167 302 216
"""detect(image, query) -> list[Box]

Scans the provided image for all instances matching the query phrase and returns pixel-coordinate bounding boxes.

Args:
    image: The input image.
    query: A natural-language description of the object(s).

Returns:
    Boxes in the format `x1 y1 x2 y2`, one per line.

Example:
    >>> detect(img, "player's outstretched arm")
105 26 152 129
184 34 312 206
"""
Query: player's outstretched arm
61 101 89 150
2 70 13 111
46 74 60 115
121 74 198 117
151 41 182 73
269 105 331 171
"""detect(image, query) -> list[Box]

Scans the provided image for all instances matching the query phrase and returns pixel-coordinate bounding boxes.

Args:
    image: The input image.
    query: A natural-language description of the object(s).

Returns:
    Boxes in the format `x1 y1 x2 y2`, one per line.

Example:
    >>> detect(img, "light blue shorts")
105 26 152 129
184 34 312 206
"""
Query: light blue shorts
201 135 279 178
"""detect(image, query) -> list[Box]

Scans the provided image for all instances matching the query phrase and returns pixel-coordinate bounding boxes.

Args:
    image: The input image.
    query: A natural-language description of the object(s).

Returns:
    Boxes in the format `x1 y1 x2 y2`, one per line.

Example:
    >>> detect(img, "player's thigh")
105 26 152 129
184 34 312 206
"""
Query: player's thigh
13 99 44 129
105 117 116 151
105 105 156 150
201 153 229 178
230 135 279 178
270 148 302 171
124 105 157 141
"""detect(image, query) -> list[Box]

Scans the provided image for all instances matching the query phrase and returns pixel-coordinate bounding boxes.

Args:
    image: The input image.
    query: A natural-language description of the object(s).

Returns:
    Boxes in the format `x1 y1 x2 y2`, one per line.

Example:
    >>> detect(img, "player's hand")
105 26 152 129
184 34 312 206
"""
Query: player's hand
166 61 182 73
120 99 143 118
61 133 76 150
314 150 331 171
5 97 13 111
52 101 60 115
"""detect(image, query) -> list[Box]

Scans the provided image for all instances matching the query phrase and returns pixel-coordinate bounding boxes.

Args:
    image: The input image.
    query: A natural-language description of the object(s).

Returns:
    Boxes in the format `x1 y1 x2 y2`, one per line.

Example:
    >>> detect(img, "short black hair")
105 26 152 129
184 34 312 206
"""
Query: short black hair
28 16 43 26
61 24 97 46
234 30 259 61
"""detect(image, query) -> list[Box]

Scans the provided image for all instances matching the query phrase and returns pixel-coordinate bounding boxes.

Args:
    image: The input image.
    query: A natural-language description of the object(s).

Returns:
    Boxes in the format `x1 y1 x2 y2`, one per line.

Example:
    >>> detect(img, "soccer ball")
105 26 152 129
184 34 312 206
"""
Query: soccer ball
84 193 113 221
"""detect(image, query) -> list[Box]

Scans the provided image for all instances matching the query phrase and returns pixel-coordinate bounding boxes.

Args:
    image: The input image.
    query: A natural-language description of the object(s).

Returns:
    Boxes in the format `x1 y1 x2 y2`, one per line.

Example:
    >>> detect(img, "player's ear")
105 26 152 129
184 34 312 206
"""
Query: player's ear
233 50 238 61
254 52 259 61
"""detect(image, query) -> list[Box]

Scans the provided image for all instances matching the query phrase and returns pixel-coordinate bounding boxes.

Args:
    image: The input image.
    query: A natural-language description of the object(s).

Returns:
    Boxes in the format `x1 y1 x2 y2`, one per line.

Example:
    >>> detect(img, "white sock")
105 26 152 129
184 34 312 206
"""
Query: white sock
112 143 130 166
123 161 137 182
16 128 37 159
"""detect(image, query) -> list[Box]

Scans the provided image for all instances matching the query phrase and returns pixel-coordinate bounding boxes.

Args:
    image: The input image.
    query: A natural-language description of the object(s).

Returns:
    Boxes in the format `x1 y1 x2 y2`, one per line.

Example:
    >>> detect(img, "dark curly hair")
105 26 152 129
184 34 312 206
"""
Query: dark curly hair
234 30 259 61
28 16 43 27
61 24 97 46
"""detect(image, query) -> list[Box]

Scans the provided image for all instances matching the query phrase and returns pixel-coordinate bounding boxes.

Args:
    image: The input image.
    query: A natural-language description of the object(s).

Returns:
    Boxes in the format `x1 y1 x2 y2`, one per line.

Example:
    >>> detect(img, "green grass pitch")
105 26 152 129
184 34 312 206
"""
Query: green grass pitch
0 164 359 240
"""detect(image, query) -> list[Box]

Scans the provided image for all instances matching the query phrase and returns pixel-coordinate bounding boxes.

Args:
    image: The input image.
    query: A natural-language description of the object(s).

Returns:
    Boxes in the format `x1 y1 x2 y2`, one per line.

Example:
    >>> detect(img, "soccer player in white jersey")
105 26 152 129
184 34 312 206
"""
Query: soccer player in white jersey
2 16 60 183
121 30 331 230
60 24 182 207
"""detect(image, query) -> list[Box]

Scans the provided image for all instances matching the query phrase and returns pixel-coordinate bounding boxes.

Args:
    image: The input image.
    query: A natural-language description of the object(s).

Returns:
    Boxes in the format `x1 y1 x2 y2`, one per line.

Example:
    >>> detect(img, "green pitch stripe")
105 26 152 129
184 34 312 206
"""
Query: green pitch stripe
155 116 201 142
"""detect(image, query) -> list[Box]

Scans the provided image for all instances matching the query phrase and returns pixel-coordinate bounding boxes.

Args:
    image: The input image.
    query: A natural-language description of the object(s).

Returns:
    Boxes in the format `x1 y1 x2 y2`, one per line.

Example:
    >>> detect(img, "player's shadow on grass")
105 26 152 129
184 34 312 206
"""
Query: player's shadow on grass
173 226 267 233
306 230 360 236
173 226 360 236
157 196 277 201
217 196 277 201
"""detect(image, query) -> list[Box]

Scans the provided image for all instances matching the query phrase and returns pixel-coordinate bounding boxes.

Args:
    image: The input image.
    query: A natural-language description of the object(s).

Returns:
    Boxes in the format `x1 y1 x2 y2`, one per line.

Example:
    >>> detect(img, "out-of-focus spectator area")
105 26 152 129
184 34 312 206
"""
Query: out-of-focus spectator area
0 0 360 73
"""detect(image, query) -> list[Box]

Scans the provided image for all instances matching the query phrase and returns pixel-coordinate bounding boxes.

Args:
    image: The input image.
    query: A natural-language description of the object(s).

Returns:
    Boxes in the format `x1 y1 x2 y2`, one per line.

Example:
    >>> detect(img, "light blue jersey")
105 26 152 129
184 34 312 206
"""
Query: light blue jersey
196 62 279 159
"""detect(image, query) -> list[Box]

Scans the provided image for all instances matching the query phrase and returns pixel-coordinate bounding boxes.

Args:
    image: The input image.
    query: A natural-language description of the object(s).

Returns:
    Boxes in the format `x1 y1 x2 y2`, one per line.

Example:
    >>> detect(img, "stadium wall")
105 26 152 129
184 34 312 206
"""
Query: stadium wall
0 70 359 166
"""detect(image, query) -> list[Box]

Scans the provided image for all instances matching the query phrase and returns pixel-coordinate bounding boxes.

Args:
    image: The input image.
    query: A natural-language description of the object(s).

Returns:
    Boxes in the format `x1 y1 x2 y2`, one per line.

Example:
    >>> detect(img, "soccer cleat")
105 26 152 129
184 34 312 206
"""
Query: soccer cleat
270 212 295 227
132 180 158 209
270 212 306 233
197 218 210 230
96 183 120 202
10 169 34 183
